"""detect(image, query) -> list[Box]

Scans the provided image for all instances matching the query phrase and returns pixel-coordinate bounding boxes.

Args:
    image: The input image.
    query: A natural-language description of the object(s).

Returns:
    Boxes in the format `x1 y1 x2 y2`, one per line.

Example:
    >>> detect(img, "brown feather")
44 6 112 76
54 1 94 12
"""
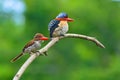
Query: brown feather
22 40 35 52
10 53 23 63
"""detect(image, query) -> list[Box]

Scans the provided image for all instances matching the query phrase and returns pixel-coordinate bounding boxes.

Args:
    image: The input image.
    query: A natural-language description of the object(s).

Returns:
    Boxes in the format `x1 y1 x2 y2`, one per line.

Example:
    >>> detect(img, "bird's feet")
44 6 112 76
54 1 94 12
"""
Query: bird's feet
60 34 65 36
30 50 40 56
29 52 34 56
39 51 48 56
43 51 48 56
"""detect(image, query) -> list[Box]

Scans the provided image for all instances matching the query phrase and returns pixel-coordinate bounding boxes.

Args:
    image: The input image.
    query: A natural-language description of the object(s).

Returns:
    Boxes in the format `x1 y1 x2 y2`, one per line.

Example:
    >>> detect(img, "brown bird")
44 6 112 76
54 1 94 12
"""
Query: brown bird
11 33 48 63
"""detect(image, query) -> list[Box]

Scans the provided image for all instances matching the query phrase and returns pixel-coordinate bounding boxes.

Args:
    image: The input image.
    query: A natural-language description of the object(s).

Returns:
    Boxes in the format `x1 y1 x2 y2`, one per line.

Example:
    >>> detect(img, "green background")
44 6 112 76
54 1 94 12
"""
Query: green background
0 0 120 80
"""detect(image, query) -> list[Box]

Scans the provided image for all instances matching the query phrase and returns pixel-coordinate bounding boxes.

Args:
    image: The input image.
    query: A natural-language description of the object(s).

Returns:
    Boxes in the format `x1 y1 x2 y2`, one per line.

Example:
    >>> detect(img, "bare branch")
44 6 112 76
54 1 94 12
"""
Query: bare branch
13 33 105 80
63 33 105 48
13 54 37 80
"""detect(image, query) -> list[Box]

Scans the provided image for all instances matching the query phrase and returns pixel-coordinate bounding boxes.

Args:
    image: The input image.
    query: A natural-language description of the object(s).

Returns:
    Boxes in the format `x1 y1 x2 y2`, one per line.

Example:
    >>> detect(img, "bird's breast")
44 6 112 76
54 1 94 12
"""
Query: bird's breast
55 21 68 34
58 21 68 28
24 41 41 53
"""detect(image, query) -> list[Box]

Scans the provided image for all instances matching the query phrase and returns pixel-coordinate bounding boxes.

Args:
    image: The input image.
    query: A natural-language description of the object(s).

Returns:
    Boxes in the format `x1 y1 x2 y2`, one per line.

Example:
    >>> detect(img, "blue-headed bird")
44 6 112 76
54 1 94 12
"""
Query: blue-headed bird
48 12 73 39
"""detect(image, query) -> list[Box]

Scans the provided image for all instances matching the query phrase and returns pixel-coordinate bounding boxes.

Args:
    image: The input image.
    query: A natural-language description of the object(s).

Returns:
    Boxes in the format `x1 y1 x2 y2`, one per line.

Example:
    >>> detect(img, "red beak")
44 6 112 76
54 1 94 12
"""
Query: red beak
40 37 48 40
66 18 74 22
55 18 74 22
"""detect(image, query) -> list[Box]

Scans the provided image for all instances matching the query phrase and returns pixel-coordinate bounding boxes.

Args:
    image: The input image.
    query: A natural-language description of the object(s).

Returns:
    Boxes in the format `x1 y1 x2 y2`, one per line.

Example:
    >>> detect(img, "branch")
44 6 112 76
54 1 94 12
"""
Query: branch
13 33 105 80
63 33 105 48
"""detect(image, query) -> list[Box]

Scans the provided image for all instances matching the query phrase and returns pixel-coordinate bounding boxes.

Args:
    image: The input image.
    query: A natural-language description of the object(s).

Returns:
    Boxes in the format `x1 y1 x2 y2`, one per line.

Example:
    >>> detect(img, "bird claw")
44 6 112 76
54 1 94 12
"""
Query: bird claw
29 52 34 56
60 34 64 36
39 51 48 56
44 51 48 56
30 51 40 56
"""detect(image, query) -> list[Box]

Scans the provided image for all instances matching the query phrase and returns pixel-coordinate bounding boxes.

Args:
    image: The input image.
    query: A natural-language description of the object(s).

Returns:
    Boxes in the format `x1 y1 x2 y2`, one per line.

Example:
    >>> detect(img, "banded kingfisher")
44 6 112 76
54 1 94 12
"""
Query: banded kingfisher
11 33 48 62
48 12 73 38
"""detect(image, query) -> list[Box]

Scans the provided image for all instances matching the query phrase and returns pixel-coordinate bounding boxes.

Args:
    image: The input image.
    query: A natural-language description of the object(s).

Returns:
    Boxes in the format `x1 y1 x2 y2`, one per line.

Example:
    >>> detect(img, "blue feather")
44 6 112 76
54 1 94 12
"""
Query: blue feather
48 19 60 38
56 12 68 18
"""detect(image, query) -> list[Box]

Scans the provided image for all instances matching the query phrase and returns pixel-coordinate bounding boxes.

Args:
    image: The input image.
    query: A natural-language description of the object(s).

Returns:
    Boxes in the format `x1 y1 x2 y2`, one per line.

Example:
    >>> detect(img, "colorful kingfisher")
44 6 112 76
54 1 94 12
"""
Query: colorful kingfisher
48 12 73 38
11 33 48 62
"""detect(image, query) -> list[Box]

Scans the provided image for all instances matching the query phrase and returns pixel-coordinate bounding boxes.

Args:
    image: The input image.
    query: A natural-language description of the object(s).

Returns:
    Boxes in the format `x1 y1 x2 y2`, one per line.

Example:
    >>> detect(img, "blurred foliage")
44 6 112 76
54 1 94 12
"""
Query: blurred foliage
0 0 120 80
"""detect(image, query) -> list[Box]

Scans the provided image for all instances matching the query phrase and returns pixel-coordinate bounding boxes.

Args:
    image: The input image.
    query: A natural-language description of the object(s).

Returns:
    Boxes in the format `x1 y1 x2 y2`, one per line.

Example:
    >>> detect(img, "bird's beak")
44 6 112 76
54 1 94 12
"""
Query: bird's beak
55 18 74 22
66 18 74 22
40 37 48 40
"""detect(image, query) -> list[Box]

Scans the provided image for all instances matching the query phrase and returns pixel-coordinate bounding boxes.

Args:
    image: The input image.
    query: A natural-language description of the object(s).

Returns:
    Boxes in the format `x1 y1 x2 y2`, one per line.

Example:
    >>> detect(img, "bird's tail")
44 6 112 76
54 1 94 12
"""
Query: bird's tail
10 53 24 63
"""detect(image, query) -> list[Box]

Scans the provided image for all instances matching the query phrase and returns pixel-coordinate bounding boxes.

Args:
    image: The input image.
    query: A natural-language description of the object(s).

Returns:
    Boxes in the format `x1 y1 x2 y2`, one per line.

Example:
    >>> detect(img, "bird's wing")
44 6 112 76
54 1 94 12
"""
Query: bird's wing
22 40 35 52
48 19 60 38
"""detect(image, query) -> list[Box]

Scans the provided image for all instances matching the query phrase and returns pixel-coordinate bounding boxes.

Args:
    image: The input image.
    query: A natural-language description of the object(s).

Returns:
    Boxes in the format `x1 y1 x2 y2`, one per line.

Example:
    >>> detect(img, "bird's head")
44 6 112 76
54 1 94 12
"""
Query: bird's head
34 33 48 41
55 12 73 22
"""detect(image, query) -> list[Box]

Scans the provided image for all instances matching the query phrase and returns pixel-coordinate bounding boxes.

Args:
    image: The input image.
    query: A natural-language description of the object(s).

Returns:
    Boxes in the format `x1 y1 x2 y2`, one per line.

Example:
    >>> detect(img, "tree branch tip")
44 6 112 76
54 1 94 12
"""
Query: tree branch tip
98 43 105 48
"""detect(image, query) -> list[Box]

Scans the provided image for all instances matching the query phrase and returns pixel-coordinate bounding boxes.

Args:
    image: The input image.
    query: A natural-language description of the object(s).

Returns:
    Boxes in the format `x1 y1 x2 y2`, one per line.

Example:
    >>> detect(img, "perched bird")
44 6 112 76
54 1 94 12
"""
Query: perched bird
48 12 73 38
11 33 48 62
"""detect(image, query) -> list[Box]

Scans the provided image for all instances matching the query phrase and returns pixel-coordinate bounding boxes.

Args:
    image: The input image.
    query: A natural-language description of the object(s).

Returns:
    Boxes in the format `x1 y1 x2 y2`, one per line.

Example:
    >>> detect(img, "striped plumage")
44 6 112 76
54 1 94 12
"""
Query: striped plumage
48 12 73 38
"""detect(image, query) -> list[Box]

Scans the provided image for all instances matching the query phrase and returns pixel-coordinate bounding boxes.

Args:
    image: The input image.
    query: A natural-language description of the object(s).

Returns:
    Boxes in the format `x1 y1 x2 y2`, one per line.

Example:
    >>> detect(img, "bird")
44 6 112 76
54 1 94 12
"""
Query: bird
11 33 48 63
48 12 73 39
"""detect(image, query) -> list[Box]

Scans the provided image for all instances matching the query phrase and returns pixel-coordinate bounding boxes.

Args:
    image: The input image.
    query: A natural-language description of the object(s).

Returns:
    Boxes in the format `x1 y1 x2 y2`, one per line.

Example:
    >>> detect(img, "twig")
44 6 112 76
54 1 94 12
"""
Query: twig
63 33 105 48
13 33 105 80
